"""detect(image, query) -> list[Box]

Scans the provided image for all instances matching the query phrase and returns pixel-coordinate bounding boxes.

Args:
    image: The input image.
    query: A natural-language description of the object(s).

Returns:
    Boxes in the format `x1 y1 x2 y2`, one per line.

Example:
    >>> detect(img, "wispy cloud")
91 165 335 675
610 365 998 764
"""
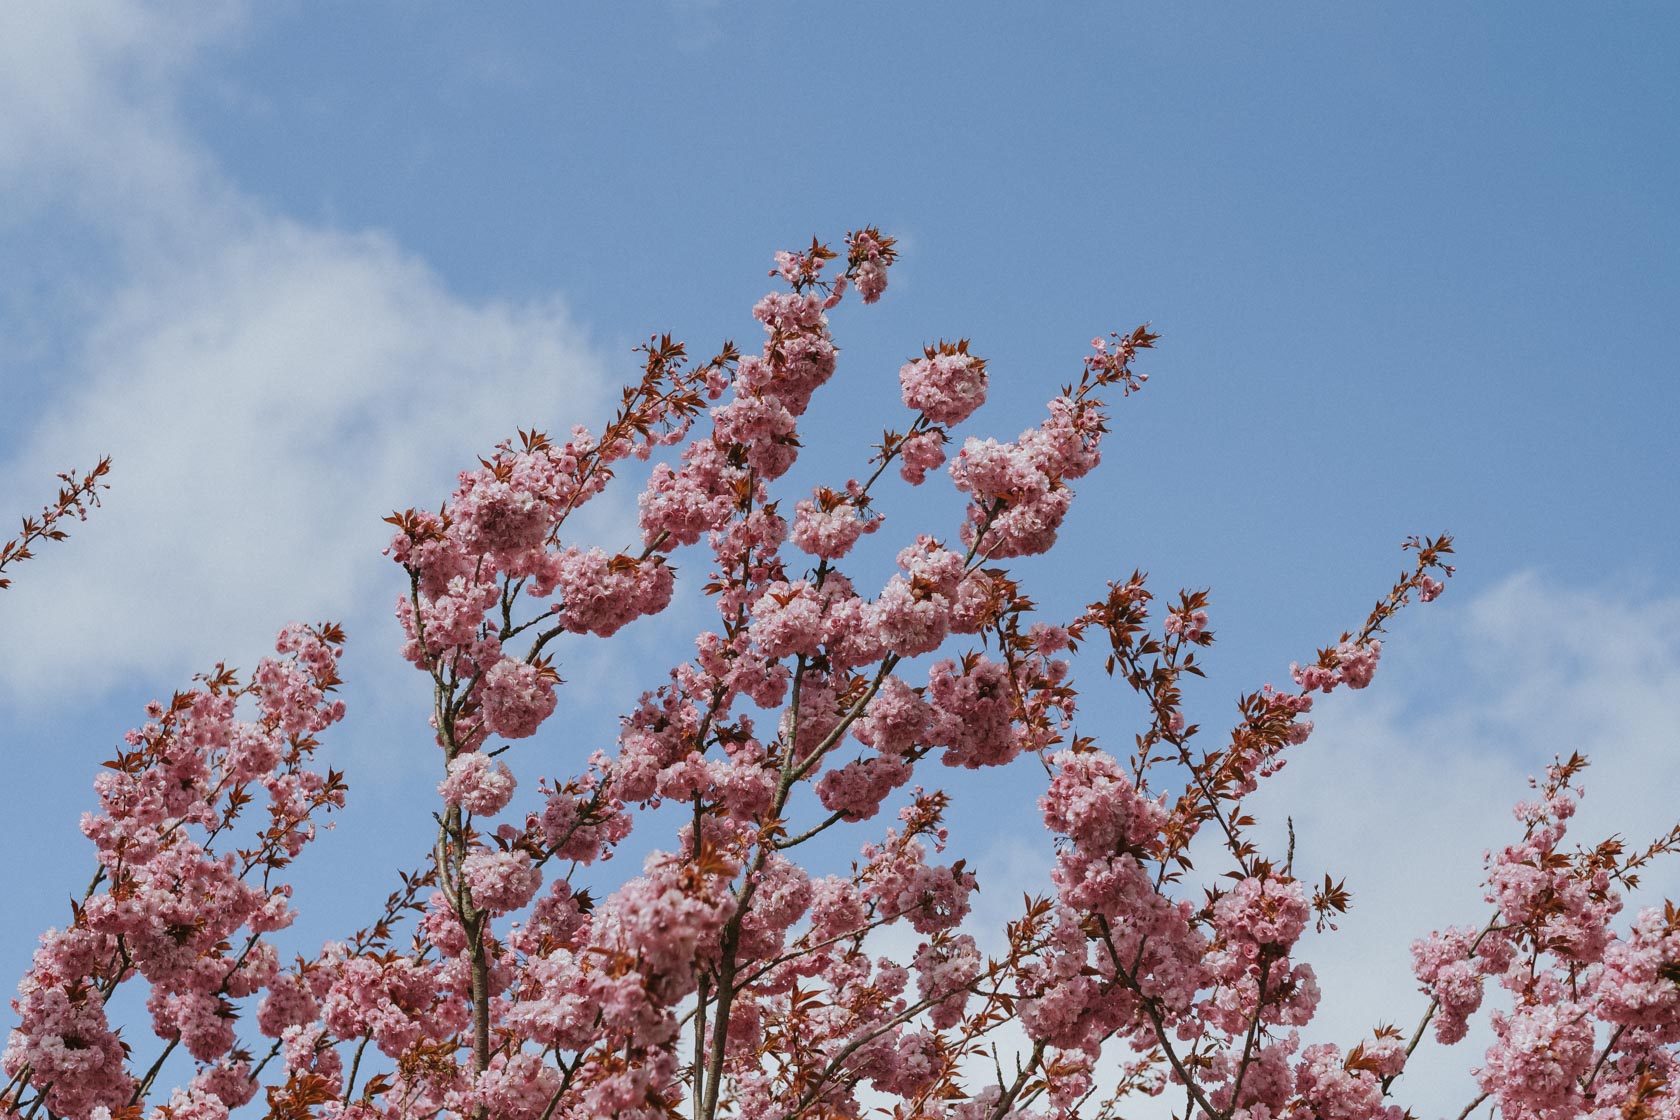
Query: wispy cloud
0 2 625 705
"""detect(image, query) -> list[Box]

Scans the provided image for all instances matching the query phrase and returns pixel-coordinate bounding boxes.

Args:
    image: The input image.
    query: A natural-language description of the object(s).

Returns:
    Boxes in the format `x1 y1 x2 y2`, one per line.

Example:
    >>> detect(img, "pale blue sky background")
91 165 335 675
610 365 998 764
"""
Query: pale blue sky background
2 3 1678 1113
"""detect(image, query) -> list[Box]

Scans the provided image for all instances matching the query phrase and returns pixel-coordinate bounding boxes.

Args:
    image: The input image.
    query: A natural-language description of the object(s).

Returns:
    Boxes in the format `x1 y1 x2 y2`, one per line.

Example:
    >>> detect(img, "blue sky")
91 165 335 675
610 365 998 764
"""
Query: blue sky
178 3 1680 595
2 3 1678 1113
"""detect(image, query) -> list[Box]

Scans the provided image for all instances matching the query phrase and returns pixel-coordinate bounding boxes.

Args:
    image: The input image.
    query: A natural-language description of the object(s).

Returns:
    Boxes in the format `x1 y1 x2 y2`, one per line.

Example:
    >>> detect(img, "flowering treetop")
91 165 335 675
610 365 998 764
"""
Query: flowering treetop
5 229 1675 1120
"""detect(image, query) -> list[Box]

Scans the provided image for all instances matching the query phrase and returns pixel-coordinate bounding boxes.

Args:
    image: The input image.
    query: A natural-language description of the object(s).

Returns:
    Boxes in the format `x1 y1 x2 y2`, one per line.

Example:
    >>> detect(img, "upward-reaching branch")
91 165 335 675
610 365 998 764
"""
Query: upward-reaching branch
0 456 111 591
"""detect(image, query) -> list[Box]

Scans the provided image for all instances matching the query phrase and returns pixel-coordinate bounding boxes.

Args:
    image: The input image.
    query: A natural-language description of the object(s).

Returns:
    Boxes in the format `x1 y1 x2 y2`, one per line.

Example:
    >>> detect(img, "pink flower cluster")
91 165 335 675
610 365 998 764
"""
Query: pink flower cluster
438 751 517 816
1291 638 1382 693
1200 872 1320 1035
899 340 988 426
8 233 1503 1120
4 626 347 1118
941 339 1132 559
389 374 706 754
789 490 880 560
1411 762 1680 1119
847 227 895 304
1164 606 1209 641
897 428 949 485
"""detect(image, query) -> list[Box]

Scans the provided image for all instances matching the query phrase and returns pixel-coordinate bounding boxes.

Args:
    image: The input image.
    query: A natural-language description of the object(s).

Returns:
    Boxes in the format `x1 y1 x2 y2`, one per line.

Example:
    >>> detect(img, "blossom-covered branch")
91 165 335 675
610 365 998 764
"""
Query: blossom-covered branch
8 229 1675 1120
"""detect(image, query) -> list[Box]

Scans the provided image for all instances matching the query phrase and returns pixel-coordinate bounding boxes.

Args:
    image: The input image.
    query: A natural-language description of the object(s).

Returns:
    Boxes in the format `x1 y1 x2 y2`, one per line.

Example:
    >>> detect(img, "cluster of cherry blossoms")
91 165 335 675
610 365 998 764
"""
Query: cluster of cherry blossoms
3 624 347 1120
1410 755 1680 1120
9 226 1679 1120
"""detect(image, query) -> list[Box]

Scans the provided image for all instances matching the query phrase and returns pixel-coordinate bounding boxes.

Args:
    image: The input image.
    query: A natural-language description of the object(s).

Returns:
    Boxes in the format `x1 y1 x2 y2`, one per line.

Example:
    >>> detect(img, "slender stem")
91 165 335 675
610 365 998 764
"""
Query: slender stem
787 655 899 785
536 1054 580 1120
1224 957 1272 1109
693 973 711 1120
130 1033 181 1104
986 1040 1048 1120
0 1063 32 1107
248 1036 286 1081
21 1078 54 1120
1456 1091 1490 1120
1582 1022 1626 1092
343 1031 373 1102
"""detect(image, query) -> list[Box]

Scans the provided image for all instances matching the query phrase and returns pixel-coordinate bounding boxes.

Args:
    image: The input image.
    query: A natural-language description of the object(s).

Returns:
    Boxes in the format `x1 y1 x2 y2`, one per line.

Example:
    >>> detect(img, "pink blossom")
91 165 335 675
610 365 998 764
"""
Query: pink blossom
1163 608 1209 641
1477 1003 1594 1120
1291 661 1338 693
551 547 674 637
1414 899 1539 1046
750 580 825 659
816 754 913 821
861 833 976 935
1019 395 1103 480
899 342 988 425
438 751 517 816
479 657 557 739
1336 639 1381 689
257 969 319 1038
1028 622 1071 654
789 495 879 559
149 1086 232 1120
475 1051 564 1120
948 435 1070 558
818 586 888 669
848 228 894 303
914 934 982 1029
462 849 542 915
927 656 1023 768
897 429 948 485
872 574 952 658
638 439 742 550
771 249 802 283
1210 872 1310 959
1042 749 1168 854
1597 908 1680 1033
852 675 932 757
189 1059 258 1110
854 258 888 303
735 853 813 959
602 850 739 986
452 470 551 559
1292 1040 1403 1120
317 948 460 1059
712 394 799 480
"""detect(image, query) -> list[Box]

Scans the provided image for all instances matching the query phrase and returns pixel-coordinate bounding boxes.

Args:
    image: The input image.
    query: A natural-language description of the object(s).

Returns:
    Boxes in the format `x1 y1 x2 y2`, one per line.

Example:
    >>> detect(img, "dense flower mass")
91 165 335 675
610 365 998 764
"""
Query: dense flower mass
900 340 989 426
13 230 1647 1120
4 625 348 1119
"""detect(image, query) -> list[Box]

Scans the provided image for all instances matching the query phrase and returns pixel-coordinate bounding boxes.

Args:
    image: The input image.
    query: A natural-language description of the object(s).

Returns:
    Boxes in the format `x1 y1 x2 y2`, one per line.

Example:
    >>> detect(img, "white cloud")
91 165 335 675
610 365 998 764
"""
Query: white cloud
1 218 616 697
0 0 236 240
0 2 625 704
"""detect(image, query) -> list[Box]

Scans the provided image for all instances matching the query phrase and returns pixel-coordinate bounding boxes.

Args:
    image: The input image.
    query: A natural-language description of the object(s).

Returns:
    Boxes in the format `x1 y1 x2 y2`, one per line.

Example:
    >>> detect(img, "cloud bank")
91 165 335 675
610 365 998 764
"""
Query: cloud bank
0 1 621 702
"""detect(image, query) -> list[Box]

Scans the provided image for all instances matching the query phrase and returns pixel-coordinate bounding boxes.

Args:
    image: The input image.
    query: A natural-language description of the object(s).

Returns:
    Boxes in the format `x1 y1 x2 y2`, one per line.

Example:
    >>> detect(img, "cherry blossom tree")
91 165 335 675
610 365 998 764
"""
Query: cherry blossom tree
4 230 1675 1120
